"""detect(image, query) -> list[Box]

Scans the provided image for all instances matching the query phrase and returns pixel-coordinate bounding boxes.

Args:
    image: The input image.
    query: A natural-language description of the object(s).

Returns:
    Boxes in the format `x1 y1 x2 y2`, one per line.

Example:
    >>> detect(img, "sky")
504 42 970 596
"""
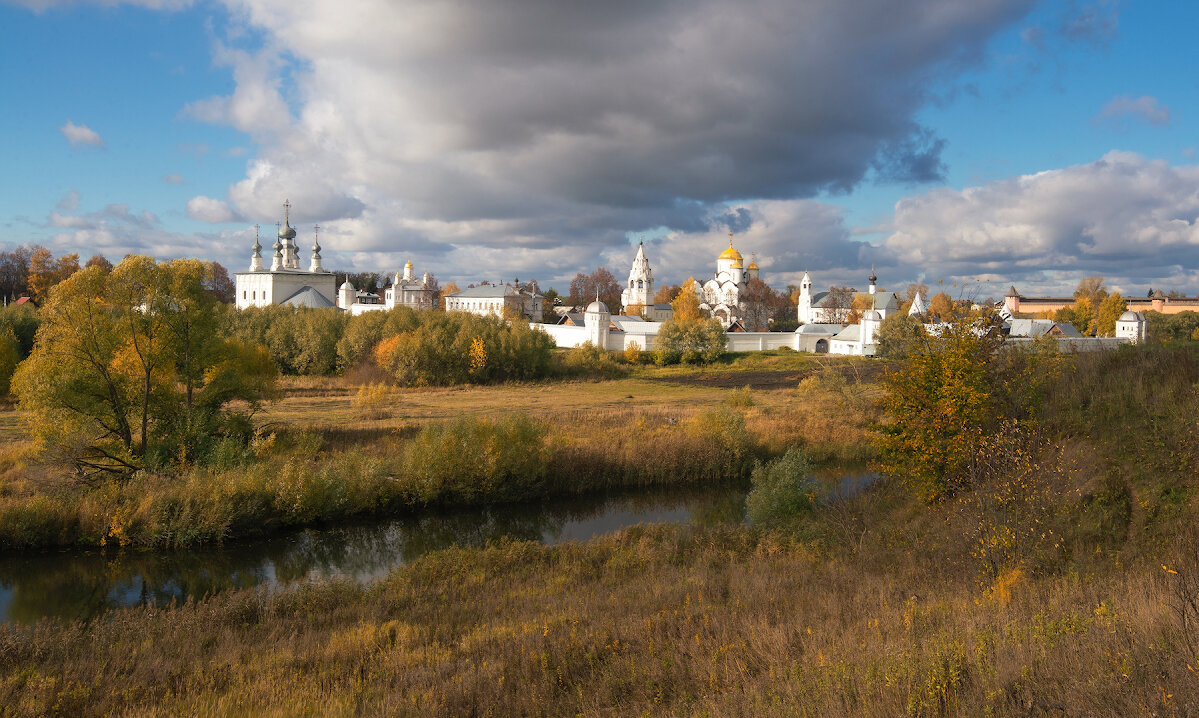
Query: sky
2 0 1198 299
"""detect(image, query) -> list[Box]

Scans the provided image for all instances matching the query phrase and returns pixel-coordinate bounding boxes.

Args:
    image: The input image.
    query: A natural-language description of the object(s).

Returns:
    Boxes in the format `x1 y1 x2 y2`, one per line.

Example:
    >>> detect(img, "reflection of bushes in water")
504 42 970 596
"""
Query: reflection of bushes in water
0 480 750 623
0 407 762 551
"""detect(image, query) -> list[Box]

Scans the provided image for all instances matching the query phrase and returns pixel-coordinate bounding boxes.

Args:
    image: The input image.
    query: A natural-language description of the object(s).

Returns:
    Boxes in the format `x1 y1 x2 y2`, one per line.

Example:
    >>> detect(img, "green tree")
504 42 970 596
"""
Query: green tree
875 312 926 359
875 312 1065 503
655 316 726 364
0 328 19 396
876 316 1002 503
12 256 277 476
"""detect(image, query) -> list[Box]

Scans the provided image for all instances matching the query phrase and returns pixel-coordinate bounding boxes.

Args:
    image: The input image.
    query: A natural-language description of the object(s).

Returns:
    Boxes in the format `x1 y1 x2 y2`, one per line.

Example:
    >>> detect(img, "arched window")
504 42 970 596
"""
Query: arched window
252 291 256 300
629 280 634 288
637 280 643 289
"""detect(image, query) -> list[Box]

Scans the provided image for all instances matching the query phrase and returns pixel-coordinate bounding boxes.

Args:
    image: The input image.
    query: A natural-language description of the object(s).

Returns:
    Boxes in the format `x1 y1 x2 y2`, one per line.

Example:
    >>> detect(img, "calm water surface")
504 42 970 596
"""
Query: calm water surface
0 470 874 625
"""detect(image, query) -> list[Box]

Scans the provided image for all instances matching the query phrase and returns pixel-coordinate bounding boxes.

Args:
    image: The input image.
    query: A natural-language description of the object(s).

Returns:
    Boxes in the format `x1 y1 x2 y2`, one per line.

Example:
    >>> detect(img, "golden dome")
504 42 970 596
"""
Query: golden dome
731 261 744 269
747 261 759 270
718 244 743 262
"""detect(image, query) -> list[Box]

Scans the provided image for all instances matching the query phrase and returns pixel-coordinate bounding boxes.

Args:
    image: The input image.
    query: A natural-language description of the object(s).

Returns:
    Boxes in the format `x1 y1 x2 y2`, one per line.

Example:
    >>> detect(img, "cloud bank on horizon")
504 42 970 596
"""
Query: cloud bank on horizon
11 0 1199 296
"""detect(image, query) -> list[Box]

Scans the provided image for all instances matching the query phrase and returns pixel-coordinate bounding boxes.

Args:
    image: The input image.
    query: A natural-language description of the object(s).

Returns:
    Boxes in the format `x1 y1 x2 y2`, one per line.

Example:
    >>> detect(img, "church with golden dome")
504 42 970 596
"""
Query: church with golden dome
698 232 760 327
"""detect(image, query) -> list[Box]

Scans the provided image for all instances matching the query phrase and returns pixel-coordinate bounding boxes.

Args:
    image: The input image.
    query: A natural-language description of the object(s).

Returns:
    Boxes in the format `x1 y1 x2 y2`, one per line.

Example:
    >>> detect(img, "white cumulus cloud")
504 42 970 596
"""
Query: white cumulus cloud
884 151 1199 294
186 196 240 223
59 120 105 149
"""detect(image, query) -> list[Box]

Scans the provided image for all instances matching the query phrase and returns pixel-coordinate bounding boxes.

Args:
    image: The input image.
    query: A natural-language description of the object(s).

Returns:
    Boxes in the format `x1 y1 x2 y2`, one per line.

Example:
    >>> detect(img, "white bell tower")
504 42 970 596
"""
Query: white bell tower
620 241 654 313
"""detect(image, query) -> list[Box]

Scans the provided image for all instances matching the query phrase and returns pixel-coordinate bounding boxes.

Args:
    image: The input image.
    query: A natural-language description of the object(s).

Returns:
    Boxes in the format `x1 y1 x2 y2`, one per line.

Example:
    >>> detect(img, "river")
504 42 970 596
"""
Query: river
0 469 874 625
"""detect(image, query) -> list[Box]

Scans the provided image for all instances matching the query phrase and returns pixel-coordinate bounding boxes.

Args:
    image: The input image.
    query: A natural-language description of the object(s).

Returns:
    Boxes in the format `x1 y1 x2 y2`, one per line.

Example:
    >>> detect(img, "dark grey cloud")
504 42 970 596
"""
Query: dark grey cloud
189 0 1038 279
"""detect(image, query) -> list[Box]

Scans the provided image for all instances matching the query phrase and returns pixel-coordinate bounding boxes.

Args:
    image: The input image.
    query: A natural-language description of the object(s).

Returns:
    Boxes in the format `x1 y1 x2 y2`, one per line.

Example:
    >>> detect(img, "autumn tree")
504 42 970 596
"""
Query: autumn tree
27 248 80 302
204 261 235 303
654 284 681 305
670 278 704 321
655 277 726 364
823 286 854 325
1074 276 1108 306
0 246 34 300
876 310 1066 503
85 254 113 272
927 292 957 322
12 256 278 476
739 277 778 331
568 267 620 310
904 282 930 303
1094 292 1127 337
848 292 874 326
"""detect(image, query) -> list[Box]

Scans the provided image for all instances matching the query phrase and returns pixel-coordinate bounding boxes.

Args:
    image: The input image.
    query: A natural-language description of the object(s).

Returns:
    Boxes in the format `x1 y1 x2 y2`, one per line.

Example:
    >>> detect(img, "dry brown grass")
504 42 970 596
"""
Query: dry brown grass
1 518 1195 717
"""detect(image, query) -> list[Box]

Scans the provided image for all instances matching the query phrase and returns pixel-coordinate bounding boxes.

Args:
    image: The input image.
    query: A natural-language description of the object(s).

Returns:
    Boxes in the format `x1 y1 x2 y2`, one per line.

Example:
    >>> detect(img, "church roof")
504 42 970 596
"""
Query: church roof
279 286 336 309
447 285 516 299
1007 318 1082 338
832 324 862 342
796 323 841 335
718 243 743 262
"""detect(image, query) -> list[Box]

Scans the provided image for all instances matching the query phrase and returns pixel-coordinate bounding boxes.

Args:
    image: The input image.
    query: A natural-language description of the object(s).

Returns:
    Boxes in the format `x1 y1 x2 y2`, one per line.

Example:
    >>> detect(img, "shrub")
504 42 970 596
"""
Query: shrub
560 342 625 377
655 317 727 364
373 310 555 386
352 382 392 419
745 446 815 527
400 414 551 503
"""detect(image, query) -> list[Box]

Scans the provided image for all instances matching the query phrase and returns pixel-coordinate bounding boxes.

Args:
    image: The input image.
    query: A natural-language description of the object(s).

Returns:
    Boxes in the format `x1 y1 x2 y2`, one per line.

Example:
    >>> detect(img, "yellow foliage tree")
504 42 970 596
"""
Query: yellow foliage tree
27 248 80 302
671 278 704 322
468 337 488 373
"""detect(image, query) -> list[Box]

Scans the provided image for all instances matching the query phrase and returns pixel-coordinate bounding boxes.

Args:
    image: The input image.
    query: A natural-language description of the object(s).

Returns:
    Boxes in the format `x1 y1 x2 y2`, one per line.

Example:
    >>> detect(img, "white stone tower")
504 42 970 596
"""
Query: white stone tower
1116 310 1146 344
584 293 611 348
908 291 926 317
868 266 877 295
861 308 881 353
248 224 264 272
797 272 814 324
620 241 654 313
338 277 355 309
308 224 324 273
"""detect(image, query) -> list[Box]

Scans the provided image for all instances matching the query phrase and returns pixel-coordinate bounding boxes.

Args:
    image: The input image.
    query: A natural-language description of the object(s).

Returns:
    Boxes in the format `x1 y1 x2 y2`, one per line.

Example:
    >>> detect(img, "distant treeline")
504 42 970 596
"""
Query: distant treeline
221 305 557 384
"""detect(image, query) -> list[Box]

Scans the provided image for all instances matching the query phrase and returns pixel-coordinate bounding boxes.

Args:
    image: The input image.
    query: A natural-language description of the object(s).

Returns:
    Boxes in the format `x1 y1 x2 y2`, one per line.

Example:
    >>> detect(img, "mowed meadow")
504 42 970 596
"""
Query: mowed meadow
2 344 1198 716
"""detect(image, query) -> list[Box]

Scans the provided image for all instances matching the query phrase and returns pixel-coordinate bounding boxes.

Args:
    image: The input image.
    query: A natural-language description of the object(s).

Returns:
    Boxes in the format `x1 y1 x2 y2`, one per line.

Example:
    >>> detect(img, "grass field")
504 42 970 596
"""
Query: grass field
1 346 1198 714
0 351 882 550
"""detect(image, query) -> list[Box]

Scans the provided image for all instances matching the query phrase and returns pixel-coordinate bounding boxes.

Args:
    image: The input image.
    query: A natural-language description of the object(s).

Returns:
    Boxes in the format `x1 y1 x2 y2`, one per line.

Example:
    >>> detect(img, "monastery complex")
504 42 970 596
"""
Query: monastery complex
236 201 1162 357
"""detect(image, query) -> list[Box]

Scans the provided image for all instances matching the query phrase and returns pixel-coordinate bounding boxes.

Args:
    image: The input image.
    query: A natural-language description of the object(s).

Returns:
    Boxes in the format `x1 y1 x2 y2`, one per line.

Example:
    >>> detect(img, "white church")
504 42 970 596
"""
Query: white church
235 200 437 314
235 201 337 310
698 232 760 328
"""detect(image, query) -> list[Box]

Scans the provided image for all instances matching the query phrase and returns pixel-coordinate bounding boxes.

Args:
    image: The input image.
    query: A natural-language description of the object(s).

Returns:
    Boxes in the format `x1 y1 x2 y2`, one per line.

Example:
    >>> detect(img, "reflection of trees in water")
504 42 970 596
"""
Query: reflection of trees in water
0 481 752 625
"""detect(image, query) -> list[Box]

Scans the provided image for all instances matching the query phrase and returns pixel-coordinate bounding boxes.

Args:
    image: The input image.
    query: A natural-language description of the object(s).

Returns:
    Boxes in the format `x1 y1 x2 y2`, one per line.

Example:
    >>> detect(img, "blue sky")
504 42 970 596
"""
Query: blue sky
2 0 1197 297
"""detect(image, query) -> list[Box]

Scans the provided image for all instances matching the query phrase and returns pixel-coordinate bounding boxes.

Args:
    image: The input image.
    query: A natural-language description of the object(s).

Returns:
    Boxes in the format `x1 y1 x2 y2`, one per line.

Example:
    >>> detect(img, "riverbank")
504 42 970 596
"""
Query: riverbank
2 501 1195 716
1 346 1196 714
0 353 881 550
